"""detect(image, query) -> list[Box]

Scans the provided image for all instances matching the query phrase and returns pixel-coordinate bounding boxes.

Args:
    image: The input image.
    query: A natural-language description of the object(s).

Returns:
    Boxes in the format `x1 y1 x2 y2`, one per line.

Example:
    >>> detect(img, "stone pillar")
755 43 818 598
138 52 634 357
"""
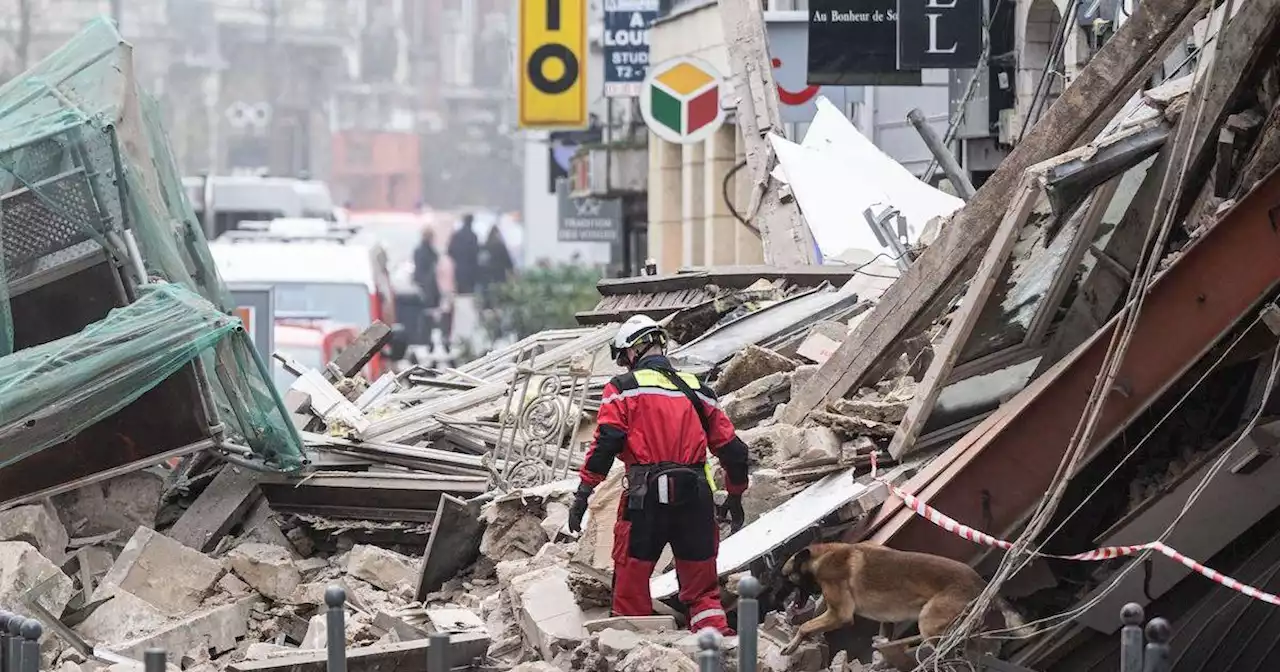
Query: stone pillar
681 141 706 266
648 134 684 272
703 123 738 266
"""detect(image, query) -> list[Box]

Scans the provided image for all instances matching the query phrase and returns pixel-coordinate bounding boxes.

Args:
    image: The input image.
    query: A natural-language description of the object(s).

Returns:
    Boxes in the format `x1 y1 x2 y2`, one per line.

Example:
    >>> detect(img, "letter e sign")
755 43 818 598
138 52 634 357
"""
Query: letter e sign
520 0 588 129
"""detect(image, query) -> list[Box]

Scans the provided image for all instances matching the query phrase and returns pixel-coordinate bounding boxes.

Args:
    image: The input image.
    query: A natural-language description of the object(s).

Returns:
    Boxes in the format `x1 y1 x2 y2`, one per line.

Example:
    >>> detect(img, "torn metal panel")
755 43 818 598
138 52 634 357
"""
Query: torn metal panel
671 284 864 367
867 165 1280 564
1043 119 1171 216
650 466 892 600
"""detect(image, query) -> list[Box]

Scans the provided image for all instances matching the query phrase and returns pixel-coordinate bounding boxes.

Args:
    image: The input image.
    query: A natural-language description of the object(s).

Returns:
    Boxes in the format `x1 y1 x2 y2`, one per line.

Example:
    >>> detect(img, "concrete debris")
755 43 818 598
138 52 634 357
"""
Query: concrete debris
740 468 792 524
565 564 612 609
508 564 602 661
228 543 301 602
0 503 70 565
572 466 626 572
108 597 259 659
0 541 74 616
509 663 560 672
597 628 644 658
583 615 679 634
95 527 226 616
75 589 171 645
481 497 553 565
344 544 414 593
54 470 163 539
617 641 699 672
830 396 910 425
714 345 800 396
722 371 794 426
424 607 486 634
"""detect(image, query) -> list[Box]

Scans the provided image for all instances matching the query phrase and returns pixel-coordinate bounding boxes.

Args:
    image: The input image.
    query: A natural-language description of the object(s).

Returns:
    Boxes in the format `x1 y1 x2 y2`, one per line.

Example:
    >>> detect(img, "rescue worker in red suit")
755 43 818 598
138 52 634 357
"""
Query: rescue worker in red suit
567 315 749 636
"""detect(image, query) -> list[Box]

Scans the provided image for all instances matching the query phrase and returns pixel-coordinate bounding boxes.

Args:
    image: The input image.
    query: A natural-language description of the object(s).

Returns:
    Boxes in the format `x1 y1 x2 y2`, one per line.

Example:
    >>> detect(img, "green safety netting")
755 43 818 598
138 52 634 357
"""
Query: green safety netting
0 18 304 469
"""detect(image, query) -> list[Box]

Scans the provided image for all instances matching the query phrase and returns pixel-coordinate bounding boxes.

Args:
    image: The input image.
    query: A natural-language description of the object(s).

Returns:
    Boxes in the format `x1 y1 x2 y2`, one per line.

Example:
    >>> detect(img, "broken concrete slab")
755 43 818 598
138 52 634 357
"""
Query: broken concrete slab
722 371 794 426
93 527 225 616
617 641 698 672
0 503 69 565
424 607 485 634
572 467 625 572
236 500 296 557
508 565 600 661
244 643 292 661
566 564 612 610
106 597 259 659
54 471 163 539
509 663 559 672
597 628 644 659
346 544 414 593
227 634 490 672
415 494 482 601
741 469 791 525
784 426 841 466
74 589 170 646
831 397 910 425
739 424 803 468
168 466 261 553
714 345 800 396
228 543 300 602
583 615 678 634
0 541 75 616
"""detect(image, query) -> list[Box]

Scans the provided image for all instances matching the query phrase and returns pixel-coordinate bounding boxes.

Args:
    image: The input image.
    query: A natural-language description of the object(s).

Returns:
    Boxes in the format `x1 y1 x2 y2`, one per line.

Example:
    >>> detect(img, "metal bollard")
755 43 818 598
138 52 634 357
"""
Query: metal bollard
325 586 347 672
0 611 11 672
19 620 40 672
5 616 21 672
144 649 166 672
426 633 450 672
1142 618 1172 672
1119 603 1145 672
697 628 722 672
737 575 761 672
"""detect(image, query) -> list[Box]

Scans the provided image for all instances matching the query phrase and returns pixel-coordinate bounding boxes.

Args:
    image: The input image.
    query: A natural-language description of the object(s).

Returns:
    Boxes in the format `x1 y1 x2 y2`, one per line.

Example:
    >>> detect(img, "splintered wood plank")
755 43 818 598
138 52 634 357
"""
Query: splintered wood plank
168 465 262 552
780 0 1209 424
888 174 1043 460
415 493 484 601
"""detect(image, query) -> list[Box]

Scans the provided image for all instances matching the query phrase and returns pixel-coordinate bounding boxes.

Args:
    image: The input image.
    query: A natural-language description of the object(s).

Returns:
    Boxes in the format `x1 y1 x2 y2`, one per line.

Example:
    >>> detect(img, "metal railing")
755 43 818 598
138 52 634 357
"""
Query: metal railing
3 585 1174 672
0 611 44 672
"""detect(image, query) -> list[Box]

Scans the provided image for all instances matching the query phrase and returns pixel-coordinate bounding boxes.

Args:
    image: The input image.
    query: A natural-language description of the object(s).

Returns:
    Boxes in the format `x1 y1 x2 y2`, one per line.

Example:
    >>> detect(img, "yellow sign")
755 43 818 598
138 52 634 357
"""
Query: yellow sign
519 0 587 129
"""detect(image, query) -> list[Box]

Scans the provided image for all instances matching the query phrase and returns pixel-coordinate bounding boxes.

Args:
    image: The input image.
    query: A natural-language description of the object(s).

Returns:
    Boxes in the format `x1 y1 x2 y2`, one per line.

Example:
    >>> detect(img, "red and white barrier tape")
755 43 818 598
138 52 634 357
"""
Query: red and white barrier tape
868 452 1280 606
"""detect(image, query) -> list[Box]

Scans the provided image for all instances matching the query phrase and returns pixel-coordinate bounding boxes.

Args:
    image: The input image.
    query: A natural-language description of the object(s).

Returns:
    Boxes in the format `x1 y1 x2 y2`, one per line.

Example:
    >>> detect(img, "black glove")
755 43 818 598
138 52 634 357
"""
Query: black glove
718 493 745 533
568 483 593 534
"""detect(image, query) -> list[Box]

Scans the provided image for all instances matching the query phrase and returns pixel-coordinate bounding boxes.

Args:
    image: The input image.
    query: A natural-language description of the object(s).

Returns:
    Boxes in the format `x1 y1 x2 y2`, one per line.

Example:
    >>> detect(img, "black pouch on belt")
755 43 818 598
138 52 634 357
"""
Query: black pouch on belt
626 465 652 511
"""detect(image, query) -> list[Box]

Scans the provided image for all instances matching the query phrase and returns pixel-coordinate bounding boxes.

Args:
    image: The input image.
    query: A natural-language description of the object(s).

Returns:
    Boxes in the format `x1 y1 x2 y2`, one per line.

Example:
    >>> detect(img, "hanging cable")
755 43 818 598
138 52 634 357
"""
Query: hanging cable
919 2 1234 664
722 159 758 235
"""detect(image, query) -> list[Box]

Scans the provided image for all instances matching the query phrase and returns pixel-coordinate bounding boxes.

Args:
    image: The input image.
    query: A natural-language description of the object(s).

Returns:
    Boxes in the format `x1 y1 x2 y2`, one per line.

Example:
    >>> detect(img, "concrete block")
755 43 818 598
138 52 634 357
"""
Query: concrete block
299 614 327 650
94 527 225 616
424 607 485 634
295 557 329 580
74 590 170 645
345 544 413 592
584 615 678 634
715 345 799 396
107 598 259 659
54 472 163 539
508 565 600 661
228 543 301 602
0 503 70 565
0 541 74 616
244 643 292 661
218 572 252 598
597 628 644 658
617 642 698 672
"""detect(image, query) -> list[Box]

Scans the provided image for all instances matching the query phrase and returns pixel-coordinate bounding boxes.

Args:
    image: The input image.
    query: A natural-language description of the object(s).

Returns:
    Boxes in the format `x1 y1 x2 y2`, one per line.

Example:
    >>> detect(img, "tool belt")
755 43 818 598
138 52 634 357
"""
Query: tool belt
625 461 707 511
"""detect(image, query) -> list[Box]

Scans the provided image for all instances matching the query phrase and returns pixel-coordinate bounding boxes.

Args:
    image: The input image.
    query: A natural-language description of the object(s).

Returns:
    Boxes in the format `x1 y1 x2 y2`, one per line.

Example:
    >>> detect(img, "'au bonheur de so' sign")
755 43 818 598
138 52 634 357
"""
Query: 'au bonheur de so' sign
807 0 982 85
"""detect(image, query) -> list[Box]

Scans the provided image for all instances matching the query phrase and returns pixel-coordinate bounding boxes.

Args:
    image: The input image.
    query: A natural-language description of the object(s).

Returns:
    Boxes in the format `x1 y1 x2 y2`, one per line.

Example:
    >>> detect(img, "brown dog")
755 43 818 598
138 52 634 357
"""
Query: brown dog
777 542 1023 655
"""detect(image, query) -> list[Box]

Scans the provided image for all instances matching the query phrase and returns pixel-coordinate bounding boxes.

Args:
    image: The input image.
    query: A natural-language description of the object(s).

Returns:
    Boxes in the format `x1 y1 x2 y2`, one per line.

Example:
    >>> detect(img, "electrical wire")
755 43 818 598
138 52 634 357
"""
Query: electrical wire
722 159 758 235
918 2 1234 664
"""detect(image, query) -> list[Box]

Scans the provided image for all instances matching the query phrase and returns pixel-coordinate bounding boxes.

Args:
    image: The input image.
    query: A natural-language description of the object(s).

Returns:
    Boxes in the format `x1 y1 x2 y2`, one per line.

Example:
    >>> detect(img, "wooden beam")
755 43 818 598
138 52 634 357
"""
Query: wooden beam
226 634 489 672
868 164 1280 564
333 321 393 378
717 0 817 266
1039 0 1280 373
888 174 1042 460
1232 94 1280 200
415 494 483 601
780 0 1208 424
168 464 262 552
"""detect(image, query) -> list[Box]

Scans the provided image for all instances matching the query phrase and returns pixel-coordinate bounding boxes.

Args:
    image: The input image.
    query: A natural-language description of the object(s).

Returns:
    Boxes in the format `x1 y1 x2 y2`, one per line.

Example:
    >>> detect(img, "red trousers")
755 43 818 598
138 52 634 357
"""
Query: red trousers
609 484 732 635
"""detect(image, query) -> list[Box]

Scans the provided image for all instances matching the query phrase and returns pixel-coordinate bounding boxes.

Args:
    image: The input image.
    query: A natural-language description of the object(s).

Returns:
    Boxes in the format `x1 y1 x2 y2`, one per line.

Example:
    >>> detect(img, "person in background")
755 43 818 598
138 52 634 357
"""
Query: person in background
478 225 515 302
448 213 481 296
412 228 441 343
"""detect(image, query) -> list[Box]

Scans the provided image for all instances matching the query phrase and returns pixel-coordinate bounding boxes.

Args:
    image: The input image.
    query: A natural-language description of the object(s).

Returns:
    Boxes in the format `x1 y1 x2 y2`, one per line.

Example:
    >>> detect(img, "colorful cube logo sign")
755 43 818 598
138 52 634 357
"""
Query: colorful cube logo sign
641 57 725 145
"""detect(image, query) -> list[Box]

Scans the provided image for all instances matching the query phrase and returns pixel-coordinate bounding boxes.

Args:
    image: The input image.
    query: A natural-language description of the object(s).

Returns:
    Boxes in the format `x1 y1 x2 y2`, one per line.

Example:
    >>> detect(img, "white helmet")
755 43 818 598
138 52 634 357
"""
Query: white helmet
612 314 667 366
